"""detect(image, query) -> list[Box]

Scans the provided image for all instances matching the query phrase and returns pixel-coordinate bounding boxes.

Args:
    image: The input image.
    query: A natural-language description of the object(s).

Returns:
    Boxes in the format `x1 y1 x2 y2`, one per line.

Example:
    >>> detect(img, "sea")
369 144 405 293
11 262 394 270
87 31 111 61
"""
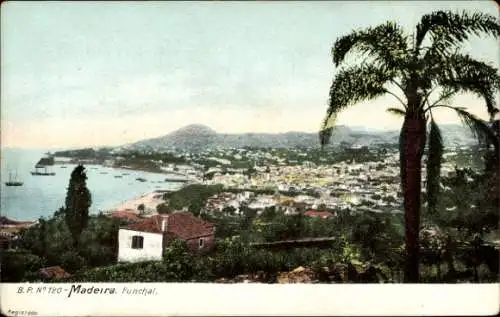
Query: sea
1 148 185 221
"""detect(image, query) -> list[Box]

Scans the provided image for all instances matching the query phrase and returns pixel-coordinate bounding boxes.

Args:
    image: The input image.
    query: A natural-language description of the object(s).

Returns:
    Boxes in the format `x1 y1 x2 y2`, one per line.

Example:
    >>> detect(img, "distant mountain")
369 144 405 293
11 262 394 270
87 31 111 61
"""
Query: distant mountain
119 123 477 152
170 124 218 137
134 124 219 150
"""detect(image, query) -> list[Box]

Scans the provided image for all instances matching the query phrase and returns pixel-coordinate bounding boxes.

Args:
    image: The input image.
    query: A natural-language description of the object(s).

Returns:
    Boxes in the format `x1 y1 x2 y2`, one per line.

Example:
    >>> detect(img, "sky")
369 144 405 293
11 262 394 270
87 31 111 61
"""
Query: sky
1 1 499 149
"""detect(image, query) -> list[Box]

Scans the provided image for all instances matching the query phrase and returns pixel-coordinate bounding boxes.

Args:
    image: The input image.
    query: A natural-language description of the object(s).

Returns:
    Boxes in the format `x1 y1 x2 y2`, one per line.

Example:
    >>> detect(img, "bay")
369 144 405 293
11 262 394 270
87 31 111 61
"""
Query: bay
1 148 184 221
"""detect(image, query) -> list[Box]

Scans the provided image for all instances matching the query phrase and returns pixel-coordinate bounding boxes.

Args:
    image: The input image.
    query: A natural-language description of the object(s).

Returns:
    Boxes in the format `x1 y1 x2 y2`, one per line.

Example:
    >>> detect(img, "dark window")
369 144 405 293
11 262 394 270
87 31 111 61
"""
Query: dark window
198 238 204 248
131 235 144 249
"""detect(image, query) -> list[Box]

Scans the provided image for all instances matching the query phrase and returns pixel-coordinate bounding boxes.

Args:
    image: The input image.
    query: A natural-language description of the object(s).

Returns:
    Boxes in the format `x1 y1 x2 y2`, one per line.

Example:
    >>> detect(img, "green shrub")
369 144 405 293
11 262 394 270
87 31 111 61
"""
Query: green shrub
1 251 44 282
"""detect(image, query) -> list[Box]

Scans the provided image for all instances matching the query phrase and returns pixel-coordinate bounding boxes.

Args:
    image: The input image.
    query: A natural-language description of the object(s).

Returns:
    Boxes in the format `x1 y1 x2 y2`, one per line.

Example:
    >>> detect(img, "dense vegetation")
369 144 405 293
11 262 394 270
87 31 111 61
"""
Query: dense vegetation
1 211 121 282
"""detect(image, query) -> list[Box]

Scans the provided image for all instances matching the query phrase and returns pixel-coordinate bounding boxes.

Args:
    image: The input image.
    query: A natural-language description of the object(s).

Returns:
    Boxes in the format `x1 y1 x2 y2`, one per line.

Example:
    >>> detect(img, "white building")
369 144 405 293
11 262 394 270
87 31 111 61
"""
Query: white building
117 213 215 263
118 229 164 262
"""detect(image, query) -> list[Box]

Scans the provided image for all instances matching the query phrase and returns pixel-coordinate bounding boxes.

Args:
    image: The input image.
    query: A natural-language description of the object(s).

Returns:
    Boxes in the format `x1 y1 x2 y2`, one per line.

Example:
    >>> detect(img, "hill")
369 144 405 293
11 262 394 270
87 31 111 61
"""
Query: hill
118 123 477 152
123 124 350 151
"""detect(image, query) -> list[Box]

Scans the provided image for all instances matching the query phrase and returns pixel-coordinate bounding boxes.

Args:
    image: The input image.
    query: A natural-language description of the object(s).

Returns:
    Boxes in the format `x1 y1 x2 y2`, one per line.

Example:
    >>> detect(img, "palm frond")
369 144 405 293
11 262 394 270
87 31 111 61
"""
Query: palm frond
328 64 395 113
426 118 443 217
386 107 406 117
319 114 335 149
434 53 500 118
415 10 500 50
332 21 409 68
319 64 394 146
435 87 457 105
450 106 499 150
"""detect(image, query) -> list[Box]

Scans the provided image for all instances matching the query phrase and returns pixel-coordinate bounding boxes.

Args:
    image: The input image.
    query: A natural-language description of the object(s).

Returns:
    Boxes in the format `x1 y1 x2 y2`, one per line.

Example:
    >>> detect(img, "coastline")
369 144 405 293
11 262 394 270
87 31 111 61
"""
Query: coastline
101 190 173 216
1 149 192 222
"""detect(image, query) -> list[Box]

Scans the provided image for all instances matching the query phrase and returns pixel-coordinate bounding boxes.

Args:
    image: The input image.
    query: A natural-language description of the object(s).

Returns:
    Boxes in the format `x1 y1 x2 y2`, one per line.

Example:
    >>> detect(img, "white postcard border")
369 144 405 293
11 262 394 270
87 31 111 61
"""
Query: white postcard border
1 283 499 316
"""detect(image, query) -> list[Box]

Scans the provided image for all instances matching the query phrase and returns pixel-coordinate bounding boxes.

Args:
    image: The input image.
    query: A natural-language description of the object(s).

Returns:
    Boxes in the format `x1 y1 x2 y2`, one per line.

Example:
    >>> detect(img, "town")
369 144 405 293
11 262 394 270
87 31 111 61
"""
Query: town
49 143 473 216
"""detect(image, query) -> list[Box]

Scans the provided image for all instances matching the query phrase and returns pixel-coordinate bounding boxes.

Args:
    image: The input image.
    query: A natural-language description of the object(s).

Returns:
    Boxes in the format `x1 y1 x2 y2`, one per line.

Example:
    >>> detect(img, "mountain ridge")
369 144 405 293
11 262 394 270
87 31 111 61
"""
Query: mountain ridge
119 123 476 151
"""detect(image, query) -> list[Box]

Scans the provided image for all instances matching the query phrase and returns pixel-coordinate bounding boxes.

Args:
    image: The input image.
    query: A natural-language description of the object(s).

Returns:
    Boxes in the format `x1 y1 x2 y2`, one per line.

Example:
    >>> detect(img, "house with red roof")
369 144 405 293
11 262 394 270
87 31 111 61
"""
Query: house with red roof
117 212 215 263
304 210 336 219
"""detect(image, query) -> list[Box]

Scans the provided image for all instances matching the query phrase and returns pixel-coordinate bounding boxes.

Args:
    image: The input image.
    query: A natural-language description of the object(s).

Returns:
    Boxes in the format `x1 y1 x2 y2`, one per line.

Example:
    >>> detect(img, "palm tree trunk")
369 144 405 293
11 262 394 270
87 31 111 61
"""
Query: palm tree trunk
401 116 426 283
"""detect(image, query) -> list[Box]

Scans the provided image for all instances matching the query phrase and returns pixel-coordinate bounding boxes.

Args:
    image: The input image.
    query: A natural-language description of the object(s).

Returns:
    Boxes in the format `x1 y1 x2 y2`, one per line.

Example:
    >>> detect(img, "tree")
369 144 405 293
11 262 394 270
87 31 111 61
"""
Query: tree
317 203 327 211
137 203 146 215
222 206 237 216
156 202 171 214
246 166 257 179
64 164 92 250
320 10 500 282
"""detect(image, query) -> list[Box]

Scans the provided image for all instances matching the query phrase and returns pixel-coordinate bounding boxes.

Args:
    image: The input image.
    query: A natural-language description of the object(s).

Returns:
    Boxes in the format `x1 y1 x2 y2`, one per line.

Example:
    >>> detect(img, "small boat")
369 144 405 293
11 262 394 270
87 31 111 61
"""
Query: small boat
5 171 23 186
114 175 123 178
136 177 147 182
5 181 23 186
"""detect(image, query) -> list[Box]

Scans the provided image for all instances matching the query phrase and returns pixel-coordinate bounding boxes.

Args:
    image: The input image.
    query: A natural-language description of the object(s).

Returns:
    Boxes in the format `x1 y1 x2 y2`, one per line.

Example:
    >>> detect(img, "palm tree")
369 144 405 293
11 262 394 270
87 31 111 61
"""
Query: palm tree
320 10 500 282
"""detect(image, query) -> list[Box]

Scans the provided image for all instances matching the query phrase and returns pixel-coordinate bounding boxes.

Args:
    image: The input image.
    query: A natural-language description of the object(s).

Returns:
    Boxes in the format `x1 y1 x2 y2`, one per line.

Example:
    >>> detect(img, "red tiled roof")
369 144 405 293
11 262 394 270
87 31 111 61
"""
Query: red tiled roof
121 216 164 234
304 210 334 219
39 266 71 279
167 212 214 240
111 211 141 221
122 212 214 240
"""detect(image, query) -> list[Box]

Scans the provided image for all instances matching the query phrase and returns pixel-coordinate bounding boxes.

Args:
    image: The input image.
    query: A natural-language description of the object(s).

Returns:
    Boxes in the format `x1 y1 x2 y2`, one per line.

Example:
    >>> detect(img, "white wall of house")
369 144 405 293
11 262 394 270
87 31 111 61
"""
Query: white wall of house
117 229 163 263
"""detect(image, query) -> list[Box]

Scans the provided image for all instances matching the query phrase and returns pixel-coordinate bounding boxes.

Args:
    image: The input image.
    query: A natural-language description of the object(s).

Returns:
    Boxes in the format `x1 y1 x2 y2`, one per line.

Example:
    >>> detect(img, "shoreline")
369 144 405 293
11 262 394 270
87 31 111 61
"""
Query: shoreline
100 189 177 216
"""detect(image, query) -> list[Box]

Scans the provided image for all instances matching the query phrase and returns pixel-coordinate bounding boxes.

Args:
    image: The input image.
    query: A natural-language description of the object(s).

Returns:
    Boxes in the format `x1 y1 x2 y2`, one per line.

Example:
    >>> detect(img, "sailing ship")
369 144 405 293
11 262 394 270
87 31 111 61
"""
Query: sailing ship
5 171 23 186
31 155 56 176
